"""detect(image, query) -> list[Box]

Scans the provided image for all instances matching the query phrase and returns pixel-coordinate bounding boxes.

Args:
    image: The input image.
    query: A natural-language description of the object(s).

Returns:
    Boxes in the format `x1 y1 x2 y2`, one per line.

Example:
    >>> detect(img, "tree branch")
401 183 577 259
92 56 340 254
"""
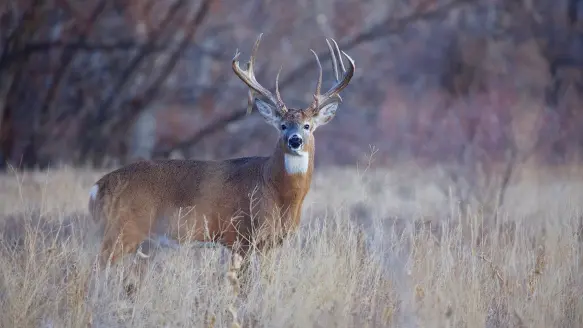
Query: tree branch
35 0 107 134
0 0 44 167
1 22 233 64
76 0 188 163
0 0 42 72
104 0 214 139
80 0 213 164
96 0 187 121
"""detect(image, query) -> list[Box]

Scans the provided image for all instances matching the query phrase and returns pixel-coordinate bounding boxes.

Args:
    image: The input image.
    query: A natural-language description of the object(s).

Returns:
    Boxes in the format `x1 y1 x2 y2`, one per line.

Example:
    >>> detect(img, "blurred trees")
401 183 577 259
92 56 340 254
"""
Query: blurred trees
1 0 216 167
1 0 582 174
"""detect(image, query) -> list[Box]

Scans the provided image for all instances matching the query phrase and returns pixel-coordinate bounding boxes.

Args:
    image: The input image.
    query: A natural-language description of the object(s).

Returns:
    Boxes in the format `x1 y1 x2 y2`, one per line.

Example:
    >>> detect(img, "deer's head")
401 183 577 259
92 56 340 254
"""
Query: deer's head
232 34 355 158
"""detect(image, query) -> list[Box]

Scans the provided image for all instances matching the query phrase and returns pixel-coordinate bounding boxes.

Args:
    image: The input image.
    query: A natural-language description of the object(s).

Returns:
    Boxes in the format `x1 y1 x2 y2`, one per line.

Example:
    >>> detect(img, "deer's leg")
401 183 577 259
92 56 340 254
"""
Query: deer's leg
95 216 151 297
83 227 124 300
124 237 159 297
99 229 140 268
227 246 251 297
101 204 158 264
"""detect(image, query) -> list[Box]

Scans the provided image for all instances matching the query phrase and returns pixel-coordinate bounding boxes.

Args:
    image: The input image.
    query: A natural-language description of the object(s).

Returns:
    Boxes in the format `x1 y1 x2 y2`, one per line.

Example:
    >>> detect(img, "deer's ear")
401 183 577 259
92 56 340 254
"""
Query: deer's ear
255 98 282 128
313 101 339 128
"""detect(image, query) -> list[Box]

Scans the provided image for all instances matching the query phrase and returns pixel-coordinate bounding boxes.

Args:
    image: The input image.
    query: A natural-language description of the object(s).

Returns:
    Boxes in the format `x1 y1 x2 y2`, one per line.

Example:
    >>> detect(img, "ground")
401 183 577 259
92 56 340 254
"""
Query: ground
0 162 581 327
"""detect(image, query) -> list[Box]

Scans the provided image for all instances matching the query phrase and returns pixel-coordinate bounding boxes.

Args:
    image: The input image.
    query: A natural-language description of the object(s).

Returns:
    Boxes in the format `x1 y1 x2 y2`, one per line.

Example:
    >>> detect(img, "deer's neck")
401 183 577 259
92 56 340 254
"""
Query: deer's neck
265 142 314 204
283 150 310 175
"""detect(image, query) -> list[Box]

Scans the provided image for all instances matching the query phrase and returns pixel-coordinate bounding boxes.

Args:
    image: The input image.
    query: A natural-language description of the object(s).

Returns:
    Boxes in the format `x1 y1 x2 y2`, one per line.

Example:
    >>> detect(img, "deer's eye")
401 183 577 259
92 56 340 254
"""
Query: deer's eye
303 124 310 130
280 124 287 130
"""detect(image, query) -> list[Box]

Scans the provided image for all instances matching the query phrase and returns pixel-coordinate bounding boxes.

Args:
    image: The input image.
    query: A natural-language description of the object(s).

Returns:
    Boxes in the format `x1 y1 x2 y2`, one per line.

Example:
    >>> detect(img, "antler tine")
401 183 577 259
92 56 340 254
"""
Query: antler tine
275 65 284 105
321 38 353 99
310 49 323 104
326 39 339 82
312 38 355 109
330 39 347 78
232 33 286 115
244 60 254 115
248 33 261 79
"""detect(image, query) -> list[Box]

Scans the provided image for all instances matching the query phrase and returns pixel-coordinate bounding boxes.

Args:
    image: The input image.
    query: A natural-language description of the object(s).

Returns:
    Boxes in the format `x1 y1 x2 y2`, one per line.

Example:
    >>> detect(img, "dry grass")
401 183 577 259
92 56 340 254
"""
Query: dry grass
0 163 582 327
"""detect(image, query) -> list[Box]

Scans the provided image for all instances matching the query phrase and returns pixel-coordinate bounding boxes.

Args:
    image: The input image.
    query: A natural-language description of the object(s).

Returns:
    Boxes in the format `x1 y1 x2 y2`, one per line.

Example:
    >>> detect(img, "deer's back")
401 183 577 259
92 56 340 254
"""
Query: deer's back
90 158 271 234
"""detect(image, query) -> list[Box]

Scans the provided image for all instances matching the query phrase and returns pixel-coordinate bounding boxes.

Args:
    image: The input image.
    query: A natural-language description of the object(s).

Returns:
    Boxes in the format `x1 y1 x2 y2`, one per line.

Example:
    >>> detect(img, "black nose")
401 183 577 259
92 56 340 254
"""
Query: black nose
288 135 303 149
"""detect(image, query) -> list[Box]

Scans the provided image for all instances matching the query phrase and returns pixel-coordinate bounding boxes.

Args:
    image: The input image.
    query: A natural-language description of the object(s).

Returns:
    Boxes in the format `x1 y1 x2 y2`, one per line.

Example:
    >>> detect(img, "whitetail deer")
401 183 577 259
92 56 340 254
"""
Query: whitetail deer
88 34 355 271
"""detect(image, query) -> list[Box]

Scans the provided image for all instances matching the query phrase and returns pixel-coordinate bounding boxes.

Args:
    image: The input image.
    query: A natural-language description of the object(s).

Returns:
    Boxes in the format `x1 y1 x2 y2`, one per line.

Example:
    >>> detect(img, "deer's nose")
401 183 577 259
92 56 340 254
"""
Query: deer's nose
288 134 303 149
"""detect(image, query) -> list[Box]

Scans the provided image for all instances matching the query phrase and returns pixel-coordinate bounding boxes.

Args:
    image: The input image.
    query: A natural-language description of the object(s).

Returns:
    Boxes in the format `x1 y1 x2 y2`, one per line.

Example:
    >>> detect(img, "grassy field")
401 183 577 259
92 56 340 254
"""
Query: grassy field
0 163 582 327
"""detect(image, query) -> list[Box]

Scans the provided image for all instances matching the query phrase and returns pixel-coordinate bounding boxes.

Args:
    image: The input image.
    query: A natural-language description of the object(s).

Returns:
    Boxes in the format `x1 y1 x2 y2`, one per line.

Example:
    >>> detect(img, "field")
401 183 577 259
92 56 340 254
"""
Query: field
0 163 582 327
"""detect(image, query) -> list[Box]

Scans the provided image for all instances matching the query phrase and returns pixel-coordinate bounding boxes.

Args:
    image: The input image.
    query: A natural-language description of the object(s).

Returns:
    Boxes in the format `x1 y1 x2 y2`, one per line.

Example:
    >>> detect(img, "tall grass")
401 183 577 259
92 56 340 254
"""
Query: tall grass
0 164 581 327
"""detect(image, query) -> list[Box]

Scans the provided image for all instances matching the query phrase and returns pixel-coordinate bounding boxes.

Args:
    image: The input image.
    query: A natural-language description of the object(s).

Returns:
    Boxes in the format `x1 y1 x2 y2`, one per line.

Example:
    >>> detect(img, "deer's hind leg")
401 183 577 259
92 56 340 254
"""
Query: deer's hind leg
99 221 145 267
97 208 155 296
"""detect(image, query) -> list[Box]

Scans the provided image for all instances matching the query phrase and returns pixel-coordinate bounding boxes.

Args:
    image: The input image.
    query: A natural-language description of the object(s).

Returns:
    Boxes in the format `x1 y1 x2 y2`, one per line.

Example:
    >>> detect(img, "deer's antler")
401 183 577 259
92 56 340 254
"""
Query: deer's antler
310 38 355 111
232 33 287 115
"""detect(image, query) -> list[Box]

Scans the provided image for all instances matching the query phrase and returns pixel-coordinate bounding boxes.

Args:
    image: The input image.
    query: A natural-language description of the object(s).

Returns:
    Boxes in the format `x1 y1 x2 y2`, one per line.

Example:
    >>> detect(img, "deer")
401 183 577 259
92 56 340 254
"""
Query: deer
87 34 355 283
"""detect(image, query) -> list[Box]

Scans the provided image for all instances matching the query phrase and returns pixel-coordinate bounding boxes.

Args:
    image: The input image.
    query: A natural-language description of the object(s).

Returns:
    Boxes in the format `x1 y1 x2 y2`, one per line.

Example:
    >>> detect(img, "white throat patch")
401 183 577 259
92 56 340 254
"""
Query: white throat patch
284 151 309 175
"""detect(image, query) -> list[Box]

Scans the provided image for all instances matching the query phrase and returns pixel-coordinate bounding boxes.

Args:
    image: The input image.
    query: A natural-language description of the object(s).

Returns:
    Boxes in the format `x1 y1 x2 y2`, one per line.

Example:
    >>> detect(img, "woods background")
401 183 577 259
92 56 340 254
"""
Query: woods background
1 0 583 173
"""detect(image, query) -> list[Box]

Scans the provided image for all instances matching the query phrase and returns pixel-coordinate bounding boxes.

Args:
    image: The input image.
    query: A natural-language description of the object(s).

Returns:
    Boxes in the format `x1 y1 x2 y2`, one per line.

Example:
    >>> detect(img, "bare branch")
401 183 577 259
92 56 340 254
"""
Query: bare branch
0 0 42 72
0 0 44 165
0 24 234 64
105 0 214 138
35 0 107 135
95 0 187 119
81 0 213 164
